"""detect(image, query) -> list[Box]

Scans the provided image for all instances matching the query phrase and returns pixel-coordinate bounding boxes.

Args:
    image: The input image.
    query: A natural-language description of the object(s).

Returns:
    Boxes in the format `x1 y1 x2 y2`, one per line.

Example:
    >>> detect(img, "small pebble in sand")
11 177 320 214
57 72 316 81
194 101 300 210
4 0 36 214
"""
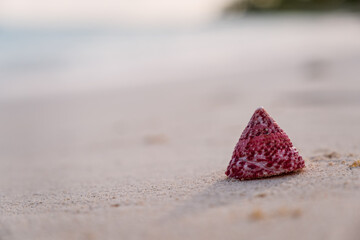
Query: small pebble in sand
111 203 120 208
323 152 341 159
341 160 346 164
349 160 360 168
292 209 303 218
328 162 334 166
249 208 265 221
255 193 267 198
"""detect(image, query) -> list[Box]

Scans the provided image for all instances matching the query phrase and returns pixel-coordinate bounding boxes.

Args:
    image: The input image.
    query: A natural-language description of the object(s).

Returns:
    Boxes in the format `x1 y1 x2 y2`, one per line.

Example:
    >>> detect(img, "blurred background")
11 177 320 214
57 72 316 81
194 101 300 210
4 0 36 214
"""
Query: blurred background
0 0 359 100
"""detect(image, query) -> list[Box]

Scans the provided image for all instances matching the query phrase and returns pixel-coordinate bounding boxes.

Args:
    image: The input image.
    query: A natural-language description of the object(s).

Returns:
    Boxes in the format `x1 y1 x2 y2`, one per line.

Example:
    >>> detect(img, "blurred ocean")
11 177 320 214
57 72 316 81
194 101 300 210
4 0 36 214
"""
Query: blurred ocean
1 14 360 100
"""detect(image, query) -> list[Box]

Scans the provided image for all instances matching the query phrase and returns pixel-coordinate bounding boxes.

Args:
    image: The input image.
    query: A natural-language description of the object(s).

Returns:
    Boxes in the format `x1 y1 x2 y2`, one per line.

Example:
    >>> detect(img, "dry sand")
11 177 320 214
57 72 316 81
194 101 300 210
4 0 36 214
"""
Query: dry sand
1 15 360 240
1 71 360 240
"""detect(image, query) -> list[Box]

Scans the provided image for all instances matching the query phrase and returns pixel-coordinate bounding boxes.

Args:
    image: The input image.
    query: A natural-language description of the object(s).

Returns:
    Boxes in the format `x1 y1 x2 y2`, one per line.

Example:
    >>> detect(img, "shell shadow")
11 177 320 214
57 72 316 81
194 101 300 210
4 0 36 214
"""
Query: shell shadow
162 170 304 221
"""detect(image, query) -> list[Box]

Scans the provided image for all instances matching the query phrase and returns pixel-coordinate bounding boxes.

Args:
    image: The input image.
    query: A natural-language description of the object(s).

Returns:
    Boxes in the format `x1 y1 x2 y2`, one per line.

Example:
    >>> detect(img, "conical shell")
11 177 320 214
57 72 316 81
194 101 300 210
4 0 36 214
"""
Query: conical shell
225 107 305 180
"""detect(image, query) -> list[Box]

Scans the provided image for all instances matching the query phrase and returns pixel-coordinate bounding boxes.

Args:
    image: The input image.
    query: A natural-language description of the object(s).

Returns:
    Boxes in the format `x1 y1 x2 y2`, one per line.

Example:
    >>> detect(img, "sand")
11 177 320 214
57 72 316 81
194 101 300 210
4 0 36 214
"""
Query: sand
1 73 360 239
1 15 360 240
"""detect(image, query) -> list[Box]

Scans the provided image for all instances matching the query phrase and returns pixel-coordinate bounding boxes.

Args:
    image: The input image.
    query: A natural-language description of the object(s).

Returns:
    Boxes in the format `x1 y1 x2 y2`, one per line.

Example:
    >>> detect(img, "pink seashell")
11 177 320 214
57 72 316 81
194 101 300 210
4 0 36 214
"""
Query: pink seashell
226 107 305 180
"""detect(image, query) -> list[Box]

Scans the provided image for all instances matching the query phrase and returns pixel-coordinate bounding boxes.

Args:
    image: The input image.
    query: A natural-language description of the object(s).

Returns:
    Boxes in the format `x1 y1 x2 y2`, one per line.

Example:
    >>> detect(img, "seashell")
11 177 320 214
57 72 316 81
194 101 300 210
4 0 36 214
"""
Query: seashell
225 107 305 180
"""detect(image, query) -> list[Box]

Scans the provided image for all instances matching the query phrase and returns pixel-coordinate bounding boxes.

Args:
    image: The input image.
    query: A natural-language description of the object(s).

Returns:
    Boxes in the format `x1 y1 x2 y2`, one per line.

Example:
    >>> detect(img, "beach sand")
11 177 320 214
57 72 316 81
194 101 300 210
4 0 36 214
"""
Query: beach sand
1 73 360 239
1 15 360 240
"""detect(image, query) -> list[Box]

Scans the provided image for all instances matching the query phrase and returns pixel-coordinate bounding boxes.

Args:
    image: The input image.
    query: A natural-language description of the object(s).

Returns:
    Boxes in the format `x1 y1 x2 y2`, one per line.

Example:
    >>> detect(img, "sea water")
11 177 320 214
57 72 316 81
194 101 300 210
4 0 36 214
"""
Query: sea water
0 14 360 100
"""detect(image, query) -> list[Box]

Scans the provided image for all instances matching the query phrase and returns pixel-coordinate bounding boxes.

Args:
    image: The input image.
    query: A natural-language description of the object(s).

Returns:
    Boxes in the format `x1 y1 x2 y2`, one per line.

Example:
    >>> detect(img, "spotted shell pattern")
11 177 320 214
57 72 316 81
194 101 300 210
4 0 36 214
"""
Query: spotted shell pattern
225 107 305 180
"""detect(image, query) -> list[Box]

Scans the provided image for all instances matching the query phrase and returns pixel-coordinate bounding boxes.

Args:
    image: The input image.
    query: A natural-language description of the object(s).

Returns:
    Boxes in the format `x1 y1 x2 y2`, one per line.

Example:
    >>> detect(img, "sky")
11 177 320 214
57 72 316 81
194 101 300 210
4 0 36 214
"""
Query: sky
0 0 231 27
